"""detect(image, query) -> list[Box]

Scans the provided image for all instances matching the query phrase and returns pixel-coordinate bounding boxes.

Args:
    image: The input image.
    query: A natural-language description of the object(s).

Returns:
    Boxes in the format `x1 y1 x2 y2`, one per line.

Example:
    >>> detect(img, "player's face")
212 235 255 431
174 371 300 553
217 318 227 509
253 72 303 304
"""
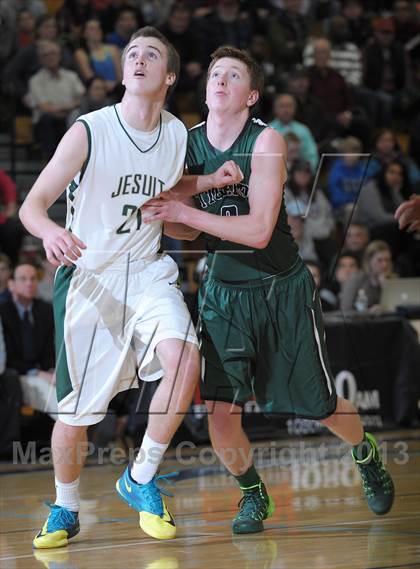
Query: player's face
206 57 258 113
122 37 175 98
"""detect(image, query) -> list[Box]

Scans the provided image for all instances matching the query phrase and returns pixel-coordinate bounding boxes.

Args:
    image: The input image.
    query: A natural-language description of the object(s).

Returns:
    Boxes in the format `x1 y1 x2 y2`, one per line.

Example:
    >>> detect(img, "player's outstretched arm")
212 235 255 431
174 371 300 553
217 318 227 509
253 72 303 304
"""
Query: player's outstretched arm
19 122 88 266
143 128 287 249
160 161 243 201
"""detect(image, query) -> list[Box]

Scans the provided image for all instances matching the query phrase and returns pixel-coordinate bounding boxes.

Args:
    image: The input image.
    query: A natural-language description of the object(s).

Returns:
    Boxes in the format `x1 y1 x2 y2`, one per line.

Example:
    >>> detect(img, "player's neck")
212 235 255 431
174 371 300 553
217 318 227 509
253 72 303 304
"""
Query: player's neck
207 109 249 152
120 95 163 132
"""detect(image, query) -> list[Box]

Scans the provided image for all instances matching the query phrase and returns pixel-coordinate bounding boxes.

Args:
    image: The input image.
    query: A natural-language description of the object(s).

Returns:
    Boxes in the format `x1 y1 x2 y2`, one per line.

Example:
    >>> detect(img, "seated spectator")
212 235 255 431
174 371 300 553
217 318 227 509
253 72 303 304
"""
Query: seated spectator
74 19 122 95
105 7 139 50
354 160 419 265
366 128 420 186
285 159 337 265
0 263 55 375
344 222 370 262
160 3 203 112
0 254 12 305
340 240 394 311
11 0 47 19
327 136 366 219
307 38 371 148
2 15 74 105
16 9 36 50
194 0 253 66
341 0 372 48
0 0 16 65
266 0 308 68
287 201 318 262
305 260 338 311
392 0 420 49
284 131 301 169
0 169 24 266
287 65 329 144
354 160 412 230
70 76 111 123
363 16 409 126
270 93 319 173
304 15 363 87
328 251 361 307
27 40 85 160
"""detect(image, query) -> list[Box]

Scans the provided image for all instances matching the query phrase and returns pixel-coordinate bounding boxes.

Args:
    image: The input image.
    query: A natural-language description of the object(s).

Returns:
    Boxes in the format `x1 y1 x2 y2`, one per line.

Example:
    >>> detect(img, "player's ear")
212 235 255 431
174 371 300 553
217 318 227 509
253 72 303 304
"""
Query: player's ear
247 90 259 108
166 72 176 87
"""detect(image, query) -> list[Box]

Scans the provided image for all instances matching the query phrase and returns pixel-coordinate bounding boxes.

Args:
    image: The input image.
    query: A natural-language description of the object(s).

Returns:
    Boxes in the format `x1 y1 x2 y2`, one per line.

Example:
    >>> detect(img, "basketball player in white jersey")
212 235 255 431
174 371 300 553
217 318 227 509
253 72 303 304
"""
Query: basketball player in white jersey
19 27 240 548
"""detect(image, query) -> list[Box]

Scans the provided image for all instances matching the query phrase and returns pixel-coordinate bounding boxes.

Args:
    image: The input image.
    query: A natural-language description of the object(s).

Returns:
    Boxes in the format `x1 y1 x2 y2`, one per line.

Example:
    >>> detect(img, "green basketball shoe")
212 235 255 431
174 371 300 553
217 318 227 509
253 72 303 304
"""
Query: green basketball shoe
352 432 395 516
232 481 275 534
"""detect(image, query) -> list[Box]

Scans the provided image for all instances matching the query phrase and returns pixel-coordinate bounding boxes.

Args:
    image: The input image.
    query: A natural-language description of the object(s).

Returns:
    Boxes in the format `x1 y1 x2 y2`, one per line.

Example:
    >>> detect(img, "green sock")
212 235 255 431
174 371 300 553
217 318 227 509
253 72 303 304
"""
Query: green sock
353 433 373 463
234 463 261 492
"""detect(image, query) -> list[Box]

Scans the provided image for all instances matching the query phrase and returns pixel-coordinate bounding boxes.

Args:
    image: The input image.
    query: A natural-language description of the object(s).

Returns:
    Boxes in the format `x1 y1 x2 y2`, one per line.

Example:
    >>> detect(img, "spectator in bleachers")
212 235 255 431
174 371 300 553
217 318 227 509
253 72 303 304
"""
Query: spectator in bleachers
341 0 372 48
287 65 329 144
284 131 301 169
266 0 308 68
27 40 85 160
305 260 338 311
354 160 412 230
304 15 363 87
0 169 24 266
307 38 371 148
194 0 253 66
105 7 139 50
392 0 420 46
363 16 409 126
0 263 55 375
285 159 337 266
327 136 366 218
366 128 420 186
344 222 370 263
0 254 12 305
74 19 122 95
70 76 111 122
340 240 394 311
2 15 75 104
270 93 319 173
16 9 36 50
329 251 361 305
287 200 319 262
134 0 174 27
160 3 203 111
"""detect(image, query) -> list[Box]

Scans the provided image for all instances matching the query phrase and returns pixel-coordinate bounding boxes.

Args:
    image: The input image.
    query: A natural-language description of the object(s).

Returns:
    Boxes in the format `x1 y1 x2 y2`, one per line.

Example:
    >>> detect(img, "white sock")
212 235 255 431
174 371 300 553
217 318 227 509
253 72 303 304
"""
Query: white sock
131 432 168 485
55 477 80 512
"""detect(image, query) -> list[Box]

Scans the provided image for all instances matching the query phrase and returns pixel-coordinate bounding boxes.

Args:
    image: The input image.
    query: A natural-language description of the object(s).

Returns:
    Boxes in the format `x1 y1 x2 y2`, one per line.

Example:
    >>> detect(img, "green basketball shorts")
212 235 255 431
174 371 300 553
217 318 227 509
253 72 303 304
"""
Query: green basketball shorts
198 259 337 419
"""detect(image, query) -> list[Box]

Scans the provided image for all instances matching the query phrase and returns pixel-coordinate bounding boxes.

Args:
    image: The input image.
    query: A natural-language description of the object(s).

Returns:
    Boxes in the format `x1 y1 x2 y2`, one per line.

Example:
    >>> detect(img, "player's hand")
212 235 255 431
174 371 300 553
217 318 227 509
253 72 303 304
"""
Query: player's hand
394 195 420 232
142 199 186 224
42 225 86 267
212 160 243 188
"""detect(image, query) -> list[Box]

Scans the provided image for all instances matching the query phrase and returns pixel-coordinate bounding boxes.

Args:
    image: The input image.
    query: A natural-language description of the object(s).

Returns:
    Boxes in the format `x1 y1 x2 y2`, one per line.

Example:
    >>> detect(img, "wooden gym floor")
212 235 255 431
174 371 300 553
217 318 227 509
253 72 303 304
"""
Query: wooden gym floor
1 430 419 569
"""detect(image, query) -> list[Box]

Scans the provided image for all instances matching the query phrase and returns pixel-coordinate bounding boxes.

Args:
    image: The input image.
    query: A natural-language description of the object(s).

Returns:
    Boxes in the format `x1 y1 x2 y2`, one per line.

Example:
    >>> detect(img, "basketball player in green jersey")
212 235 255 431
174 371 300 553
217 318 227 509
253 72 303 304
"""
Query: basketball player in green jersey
144 46 394 533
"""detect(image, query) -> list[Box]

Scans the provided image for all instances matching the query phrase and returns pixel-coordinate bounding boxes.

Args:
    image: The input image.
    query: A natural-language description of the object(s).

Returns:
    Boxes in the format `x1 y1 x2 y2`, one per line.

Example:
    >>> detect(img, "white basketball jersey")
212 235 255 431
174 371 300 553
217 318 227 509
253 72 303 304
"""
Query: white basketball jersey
66 103 187 270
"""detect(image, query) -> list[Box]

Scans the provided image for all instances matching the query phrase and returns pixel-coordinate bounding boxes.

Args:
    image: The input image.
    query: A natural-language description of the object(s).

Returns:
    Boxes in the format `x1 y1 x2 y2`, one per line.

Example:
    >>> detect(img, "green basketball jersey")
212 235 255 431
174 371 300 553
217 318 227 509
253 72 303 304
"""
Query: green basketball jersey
186 117 299 282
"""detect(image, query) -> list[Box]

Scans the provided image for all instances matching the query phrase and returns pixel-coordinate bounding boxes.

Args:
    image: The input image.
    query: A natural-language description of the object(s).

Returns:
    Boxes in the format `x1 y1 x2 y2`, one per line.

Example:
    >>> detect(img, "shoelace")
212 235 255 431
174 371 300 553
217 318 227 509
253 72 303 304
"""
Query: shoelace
237 490 266 521
140 472 179 515
45 503 77 532
358 455 391 496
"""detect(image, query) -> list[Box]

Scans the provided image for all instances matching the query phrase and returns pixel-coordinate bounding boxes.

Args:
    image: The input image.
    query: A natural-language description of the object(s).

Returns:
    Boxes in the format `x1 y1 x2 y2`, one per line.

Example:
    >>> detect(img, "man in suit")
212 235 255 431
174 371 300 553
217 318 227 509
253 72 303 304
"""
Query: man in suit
0 263 55 375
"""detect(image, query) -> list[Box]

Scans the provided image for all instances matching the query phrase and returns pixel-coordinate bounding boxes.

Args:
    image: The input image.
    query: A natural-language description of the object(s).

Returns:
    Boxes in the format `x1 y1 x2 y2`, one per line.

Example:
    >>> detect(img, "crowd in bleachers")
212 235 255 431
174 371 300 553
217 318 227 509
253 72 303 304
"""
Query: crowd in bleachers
0 0 420 454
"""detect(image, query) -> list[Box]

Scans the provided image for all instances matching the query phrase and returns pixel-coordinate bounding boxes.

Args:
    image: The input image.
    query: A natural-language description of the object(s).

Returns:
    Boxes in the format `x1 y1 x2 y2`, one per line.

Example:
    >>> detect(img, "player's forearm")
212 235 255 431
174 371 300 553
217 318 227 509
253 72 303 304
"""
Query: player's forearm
19 197 60 240
173 173 217 198
179 205 271 249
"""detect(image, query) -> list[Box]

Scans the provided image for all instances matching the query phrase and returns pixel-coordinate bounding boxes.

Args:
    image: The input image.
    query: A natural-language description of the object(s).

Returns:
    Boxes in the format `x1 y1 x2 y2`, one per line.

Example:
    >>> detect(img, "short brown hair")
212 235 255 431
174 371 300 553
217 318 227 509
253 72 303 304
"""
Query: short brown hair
122 26 180 98
207 45 264 97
